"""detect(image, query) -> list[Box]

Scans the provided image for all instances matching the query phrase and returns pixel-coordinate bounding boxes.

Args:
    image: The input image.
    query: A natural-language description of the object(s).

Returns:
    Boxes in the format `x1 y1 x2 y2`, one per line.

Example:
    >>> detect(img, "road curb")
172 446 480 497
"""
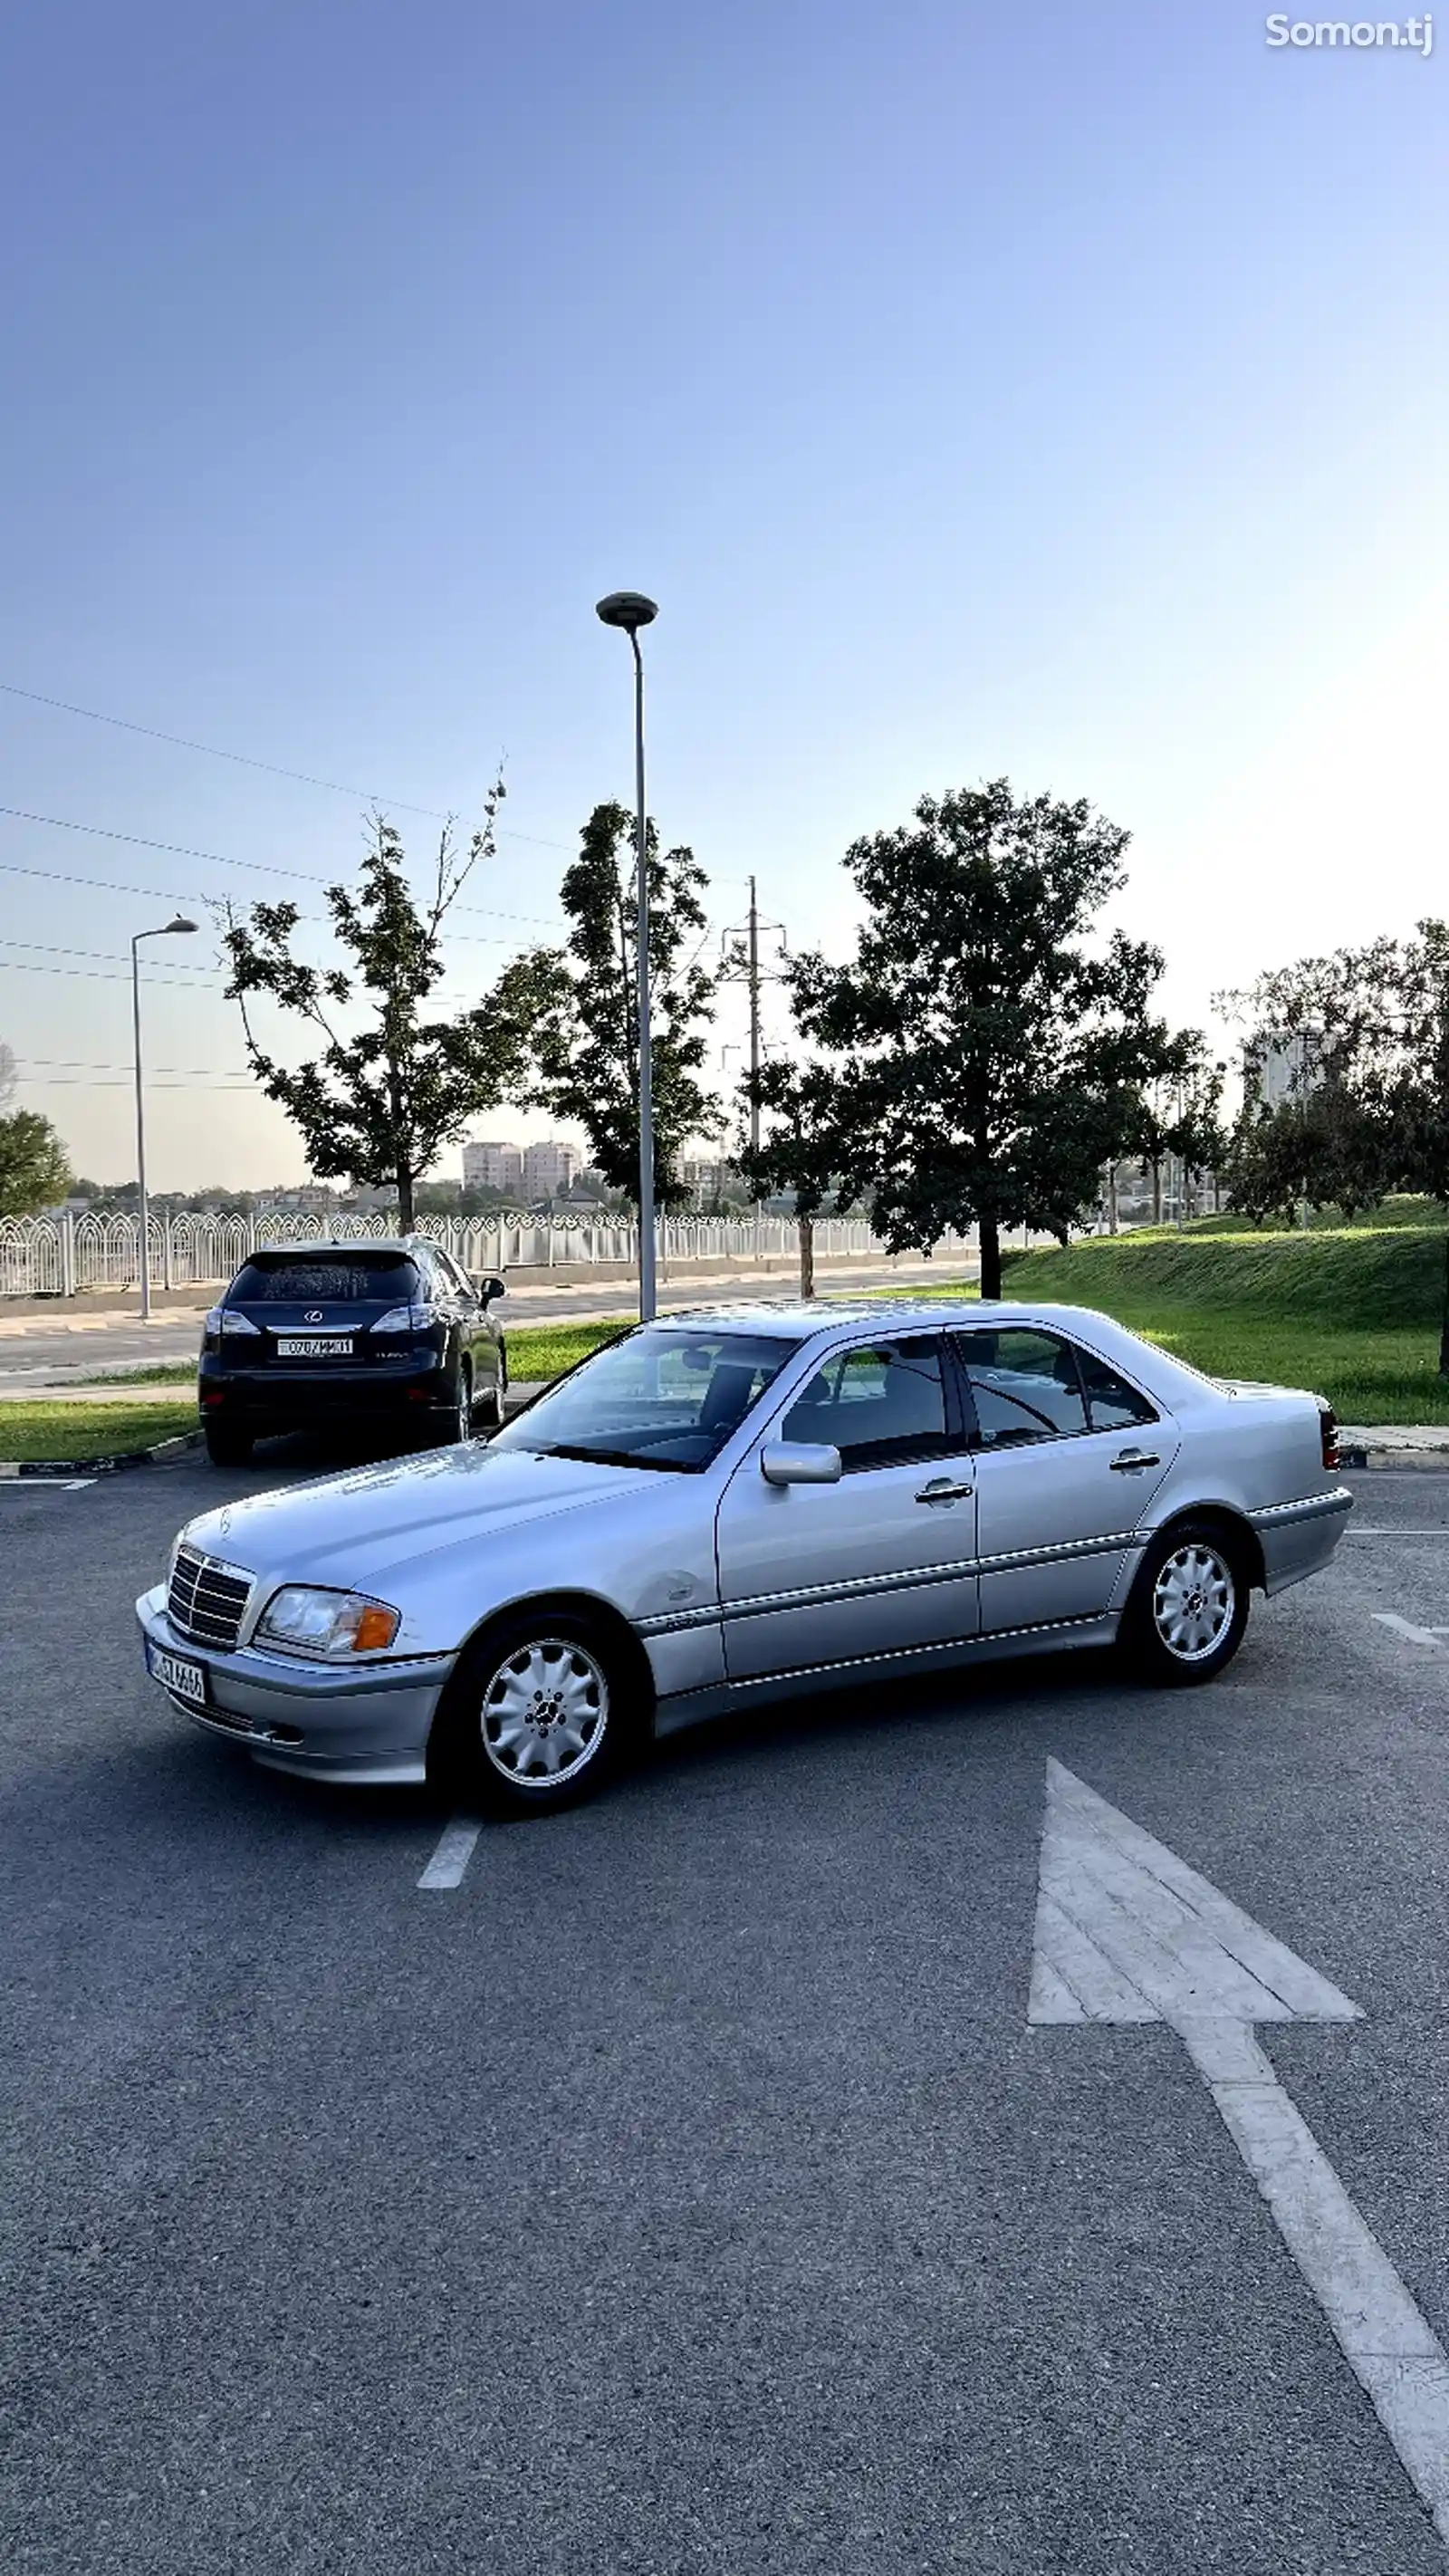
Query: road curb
0 1430 202 1479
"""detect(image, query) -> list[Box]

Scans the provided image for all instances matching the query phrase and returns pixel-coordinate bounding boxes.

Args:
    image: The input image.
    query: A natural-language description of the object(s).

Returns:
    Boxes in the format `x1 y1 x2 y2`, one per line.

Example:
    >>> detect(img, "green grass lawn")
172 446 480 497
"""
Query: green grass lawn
0 1402 197 1462
988 1215 1449 1423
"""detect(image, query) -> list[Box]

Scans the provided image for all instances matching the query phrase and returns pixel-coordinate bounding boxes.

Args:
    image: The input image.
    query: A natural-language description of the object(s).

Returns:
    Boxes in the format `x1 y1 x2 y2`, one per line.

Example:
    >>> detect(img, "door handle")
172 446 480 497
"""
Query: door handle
916 1477 974 1504
1109 1448 1161 1471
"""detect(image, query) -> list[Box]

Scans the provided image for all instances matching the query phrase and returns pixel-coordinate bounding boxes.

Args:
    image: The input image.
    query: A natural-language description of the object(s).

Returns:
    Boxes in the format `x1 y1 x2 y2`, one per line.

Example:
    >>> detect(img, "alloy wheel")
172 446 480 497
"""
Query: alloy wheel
479 1637 609 1789
1152 1542 1234 1664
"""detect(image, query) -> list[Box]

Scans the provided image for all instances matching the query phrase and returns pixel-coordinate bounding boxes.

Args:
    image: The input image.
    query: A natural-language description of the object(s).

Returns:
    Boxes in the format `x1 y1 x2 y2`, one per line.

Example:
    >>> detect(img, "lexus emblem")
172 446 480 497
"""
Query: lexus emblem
305 1310 324 1323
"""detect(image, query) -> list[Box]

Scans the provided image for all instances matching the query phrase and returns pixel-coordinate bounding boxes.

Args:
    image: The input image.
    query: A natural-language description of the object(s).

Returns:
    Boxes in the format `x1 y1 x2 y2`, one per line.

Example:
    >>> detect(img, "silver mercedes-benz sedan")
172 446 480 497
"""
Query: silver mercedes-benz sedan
137 1298 1353 1814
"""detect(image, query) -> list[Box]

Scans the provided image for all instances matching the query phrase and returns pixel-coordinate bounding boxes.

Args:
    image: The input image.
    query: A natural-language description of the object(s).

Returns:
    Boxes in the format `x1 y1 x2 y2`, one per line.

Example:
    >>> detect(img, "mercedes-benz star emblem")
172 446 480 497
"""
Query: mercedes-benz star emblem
305 1310 324 1323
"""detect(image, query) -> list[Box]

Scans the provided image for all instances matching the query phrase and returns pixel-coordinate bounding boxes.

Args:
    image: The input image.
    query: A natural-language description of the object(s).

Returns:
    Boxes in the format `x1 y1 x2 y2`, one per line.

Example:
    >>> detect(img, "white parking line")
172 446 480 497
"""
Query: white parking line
1348 1529 1449 1538
1372 1612 1446 1646
0 1476 96 1493
417 1816 483 1889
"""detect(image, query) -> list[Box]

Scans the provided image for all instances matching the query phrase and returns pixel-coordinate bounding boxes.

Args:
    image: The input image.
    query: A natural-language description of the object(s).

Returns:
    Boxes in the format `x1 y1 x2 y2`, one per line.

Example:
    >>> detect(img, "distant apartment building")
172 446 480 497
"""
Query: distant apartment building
522 1139 581 1197
462 1139 581 1197
463 1140 524 1192
1256 1031 1321 1110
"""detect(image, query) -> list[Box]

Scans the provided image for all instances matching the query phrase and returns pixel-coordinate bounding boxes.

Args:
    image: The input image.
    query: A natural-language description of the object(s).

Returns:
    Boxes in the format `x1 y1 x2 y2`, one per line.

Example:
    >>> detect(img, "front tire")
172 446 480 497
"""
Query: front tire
1122 1521 1249 1686
203 1419 254 1467
433 1609 644 1817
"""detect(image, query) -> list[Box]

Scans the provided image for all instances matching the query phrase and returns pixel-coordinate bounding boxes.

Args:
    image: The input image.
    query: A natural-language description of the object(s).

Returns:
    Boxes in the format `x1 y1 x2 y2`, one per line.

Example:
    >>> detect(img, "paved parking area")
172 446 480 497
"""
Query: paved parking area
5 1460 1449 2572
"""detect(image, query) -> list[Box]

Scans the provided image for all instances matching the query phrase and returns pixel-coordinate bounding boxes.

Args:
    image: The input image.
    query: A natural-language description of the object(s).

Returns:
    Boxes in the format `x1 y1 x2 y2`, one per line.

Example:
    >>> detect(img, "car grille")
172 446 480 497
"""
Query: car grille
168 1544 252 1650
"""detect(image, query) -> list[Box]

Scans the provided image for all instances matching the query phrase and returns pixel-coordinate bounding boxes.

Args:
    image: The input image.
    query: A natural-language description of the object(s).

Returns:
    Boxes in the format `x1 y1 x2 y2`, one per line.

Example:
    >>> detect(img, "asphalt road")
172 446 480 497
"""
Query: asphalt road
5 1460 1449 2573
0 1256 975 1387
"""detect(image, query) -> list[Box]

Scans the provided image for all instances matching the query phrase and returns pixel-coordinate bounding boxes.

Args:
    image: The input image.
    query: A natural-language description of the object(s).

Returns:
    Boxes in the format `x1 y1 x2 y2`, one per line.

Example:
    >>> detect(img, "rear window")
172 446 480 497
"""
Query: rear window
229 1254 420 1303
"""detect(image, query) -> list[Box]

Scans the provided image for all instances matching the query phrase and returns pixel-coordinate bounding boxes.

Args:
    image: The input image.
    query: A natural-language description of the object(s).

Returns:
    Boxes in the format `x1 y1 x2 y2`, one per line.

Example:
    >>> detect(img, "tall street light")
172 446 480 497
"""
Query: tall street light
132 916 198 1320
595 590 659 1322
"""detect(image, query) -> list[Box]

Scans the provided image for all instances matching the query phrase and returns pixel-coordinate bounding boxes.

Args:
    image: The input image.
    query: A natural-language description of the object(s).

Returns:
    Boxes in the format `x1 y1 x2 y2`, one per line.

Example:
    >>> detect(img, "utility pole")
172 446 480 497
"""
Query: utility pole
720 879 787 1259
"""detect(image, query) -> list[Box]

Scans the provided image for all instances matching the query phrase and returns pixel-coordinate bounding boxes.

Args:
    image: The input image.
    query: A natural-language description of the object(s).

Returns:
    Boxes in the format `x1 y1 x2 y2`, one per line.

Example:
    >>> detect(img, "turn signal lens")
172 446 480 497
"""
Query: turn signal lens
352 1604 399 1652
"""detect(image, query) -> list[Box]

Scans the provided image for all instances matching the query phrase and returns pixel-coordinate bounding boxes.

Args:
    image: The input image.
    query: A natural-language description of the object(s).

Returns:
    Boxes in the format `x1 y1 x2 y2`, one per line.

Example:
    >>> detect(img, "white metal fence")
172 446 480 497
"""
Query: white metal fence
0 1209 969 1300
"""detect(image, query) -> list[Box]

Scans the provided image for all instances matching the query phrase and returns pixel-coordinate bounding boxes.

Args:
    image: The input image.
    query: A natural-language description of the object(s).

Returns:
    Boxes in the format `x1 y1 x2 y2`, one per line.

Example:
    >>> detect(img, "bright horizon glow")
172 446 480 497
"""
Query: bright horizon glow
0 2 1443 1189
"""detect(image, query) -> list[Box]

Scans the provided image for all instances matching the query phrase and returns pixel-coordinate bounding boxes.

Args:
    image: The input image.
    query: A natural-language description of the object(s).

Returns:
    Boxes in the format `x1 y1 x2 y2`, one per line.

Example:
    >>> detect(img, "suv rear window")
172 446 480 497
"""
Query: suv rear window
228 1254 420 1303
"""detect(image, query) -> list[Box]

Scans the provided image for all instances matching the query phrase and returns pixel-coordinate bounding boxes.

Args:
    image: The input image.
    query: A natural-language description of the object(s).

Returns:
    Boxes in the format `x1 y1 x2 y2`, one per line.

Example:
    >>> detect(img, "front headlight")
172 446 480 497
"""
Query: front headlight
254 1586 402 1658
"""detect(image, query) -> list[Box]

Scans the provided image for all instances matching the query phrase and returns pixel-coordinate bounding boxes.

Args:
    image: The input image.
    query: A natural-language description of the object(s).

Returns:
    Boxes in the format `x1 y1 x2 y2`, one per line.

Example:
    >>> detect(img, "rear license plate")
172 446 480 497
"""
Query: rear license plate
146 1641 209 1708
274 1336 354 1359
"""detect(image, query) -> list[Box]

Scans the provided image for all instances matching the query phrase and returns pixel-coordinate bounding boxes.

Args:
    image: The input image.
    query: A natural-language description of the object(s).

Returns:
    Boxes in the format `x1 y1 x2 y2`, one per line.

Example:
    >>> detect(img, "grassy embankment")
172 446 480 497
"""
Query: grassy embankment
989 1203 1449 1424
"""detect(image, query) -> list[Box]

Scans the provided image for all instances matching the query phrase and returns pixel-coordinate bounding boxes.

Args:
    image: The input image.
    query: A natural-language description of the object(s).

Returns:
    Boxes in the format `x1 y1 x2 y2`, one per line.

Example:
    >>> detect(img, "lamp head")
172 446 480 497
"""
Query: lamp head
595 591 658 635
165 916 198 935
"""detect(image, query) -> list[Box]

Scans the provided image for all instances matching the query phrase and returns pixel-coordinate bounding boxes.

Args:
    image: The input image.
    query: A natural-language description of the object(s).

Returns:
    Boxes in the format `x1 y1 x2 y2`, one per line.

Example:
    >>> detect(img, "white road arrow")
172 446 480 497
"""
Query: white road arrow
1031 1758 1449 2550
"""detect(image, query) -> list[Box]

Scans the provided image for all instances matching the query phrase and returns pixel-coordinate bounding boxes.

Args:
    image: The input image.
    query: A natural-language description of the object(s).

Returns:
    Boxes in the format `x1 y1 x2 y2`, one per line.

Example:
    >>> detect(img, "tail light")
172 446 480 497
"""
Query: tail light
1318 1401 1339 1471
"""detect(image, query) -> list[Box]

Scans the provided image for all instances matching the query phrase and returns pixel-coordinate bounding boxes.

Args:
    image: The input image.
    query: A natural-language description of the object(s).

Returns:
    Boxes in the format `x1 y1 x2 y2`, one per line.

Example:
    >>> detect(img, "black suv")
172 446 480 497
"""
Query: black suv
197 1238 506 1467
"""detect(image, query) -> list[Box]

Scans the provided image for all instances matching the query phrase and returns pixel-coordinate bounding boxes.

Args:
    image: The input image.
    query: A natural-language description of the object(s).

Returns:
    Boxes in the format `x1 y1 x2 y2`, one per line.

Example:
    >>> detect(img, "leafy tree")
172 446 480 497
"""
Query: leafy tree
502 801 718 1211
0 1110 72 1216
1220 920 1449 1360
222 798 536 1233
738 1053 854 1297
1127 1032 1228 1223
782 780 1175 1298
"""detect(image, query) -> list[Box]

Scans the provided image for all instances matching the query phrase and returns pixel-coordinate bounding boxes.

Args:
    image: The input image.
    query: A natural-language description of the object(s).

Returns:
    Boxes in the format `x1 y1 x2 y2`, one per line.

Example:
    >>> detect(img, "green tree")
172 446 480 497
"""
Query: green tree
1127 1032 1228 1223
1220 920 1449 1359
502 801 718 1210
738 1053 853 1297
0 1110 72 1215
222 799 535 1233
783 779 1174 1298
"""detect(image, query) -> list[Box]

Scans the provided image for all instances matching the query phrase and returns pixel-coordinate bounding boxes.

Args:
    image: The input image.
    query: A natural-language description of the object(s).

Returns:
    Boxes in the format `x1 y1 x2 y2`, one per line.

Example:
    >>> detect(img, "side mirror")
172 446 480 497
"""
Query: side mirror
760 1441 842 1487
477 1275 506 1304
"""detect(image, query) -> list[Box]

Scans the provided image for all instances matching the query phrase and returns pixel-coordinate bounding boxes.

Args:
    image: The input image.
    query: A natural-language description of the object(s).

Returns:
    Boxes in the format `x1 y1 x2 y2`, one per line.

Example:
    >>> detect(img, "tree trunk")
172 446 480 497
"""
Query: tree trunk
1108 1165 1119 1235
397 1164 415 1233
978 1213 1002 1300
798 1213 815 1300
1439 1230 1449 1377
1151 1158 1162 1225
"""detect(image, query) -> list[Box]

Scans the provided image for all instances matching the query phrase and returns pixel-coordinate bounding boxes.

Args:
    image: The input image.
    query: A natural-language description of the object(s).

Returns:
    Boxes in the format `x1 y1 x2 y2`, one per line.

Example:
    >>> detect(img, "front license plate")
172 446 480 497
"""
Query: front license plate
146 1641 209 1708
274 1336 354 1359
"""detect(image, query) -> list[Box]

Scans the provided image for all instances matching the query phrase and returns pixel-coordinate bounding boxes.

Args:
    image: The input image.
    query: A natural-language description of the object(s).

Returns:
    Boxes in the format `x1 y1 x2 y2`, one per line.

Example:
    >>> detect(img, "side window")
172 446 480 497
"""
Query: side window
1076 1349 1158 1433
954 1328 1089 1449
779 1336 952 1471
437 1252 474 1300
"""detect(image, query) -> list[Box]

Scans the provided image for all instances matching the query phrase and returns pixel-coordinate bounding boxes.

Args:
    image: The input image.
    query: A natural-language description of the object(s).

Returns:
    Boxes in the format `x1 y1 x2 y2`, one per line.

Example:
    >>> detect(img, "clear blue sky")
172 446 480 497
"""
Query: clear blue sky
1 1 1443 1187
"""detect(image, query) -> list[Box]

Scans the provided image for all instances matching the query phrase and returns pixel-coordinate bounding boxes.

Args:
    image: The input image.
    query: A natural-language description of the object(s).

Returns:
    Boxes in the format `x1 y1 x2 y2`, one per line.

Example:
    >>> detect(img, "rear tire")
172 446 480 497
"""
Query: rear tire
1121 1520 1249 1686
431 1607 647 1817
435 1363 471 1447
203 1419 254 1467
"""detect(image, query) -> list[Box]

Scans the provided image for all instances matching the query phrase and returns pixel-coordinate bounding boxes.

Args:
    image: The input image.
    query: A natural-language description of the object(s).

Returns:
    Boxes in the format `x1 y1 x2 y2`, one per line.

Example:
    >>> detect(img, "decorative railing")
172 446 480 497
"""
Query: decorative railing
0 1209 974 1299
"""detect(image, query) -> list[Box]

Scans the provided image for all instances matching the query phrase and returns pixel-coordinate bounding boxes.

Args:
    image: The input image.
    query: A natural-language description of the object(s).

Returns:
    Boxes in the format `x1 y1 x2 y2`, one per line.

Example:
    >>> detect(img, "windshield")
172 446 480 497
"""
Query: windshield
492 1326 804 1472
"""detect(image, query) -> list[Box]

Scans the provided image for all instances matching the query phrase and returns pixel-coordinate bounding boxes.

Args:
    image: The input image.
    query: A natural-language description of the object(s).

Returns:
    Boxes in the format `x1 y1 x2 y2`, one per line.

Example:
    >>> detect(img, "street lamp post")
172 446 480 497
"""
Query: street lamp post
595 591 659 1322
132 916 198 1320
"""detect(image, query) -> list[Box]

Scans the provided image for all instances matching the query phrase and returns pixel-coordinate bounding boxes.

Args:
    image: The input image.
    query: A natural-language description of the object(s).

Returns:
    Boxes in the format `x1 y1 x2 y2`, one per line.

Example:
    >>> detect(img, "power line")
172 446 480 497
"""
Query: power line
13 1073 254 1091
16 1054 248 1074
0 860 540 948
0 956 226 988
0 807 565 928
0 937 215 974
0 677 569 846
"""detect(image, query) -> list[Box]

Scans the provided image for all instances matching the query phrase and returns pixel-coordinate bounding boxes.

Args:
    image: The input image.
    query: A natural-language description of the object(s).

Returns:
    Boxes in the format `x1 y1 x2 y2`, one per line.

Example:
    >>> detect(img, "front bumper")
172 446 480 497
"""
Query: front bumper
135 1586 454 1783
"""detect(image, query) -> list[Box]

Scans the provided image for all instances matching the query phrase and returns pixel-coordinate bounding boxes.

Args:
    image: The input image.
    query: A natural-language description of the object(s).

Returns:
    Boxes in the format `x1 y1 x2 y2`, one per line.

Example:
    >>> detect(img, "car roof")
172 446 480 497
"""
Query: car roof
240 1238 429 1261
641 1296 1217 1403
643 1296 1114 1337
